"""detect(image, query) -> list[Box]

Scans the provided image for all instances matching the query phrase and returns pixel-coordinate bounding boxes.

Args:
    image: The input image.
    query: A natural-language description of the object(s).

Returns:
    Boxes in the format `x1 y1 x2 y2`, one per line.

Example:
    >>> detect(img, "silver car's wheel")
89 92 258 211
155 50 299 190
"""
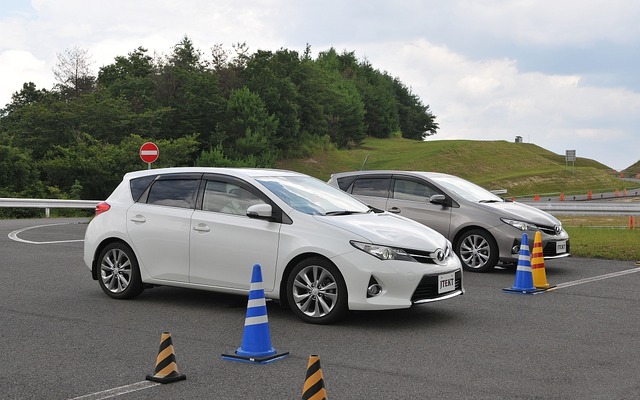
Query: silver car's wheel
287 257 347 324
456 229 499 272
97 243 143 299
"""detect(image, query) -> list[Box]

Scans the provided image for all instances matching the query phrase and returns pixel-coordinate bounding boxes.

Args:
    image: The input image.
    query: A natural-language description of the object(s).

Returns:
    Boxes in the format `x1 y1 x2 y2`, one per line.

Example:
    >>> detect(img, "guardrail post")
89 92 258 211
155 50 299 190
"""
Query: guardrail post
45 208 50 218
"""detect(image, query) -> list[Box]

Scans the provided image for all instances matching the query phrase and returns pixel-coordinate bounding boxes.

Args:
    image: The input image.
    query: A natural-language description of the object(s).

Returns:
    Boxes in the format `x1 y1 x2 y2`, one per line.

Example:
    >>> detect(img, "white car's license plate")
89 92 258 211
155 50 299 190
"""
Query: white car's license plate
438 272 456 294
556 240 567 254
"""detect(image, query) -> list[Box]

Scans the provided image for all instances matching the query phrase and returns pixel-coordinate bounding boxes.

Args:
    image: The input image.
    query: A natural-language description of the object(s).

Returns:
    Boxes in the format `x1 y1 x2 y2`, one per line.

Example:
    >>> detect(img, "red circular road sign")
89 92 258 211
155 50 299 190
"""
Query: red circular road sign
140 142 159 163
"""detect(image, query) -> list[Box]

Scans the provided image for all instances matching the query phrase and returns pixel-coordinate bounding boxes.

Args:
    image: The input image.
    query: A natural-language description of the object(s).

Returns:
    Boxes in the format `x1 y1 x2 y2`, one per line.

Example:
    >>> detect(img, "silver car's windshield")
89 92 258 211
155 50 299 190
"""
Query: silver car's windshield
257 176 371 215
429 175 503 203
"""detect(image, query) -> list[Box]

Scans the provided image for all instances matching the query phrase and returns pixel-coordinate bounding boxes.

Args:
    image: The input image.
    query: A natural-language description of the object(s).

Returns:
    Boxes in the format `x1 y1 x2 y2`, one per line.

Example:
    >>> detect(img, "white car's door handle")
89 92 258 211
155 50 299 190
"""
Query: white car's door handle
388 207 401 213
193 224 211 232
130 215 146 223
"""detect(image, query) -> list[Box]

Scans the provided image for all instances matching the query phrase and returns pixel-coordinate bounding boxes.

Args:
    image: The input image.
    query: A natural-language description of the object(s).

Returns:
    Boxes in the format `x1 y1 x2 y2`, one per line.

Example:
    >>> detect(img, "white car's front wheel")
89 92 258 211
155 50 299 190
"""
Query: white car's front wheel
286 257 348 324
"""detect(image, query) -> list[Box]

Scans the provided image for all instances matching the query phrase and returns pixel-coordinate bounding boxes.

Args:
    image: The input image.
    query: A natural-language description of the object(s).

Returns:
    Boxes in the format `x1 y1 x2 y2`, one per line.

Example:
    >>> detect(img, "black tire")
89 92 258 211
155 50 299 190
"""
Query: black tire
97 242 144 299
455 229 499 272
286 257 348 324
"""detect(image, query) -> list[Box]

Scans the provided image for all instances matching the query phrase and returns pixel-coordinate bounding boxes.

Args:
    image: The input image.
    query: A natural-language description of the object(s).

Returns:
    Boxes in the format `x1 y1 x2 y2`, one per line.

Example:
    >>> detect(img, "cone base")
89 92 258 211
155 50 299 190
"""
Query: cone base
145 372 186 384
503 287 546 294
221 350 289 364
535 283 557 290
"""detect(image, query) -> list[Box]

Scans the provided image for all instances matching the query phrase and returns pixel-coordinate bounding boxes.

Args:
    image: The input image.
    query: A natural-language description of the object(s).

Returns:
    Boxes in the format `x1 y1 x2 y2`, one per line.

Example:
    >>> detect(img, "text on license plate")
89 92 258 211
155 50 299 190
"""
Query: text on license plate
556 240 567 254
438 272 456 294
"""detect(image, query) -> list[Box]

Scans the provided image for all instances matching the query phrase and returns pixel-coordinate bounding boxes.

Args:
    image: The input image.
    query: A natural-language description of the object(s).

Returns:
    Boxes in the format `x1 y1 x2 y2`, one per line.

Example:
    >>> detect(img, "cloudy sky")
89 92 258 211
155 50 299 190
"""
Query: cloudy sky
1 0 639 170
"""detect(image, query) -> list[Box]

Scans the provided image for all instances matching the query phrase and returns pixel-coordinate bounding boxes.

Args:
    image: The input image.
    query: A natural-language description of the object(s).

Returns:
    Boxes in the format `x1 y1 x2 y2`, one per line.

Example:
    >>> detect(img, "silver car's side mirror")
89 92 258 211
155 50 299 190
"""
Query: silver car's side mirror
429 194 448 206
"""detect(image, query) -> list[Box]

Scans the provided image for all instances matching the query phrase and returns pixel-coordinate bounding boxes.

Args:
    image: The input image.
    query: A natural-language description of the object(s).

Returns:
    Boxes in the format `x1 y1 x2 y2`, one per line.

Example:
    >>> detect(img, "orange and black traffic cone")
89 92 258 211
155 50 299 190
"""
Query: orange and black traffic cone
146 332 186 384
302 355 328 400
531 231 555 290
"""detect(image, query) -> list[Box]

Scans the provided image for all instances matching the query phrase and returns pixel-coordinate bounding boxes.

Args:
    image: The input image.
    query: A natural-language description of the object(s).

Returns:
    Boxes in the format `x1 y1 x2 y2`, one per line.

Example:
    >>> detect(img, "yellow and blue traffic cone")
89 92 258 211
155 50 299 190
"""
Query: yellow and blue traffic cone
222 264 289 364
503 233 545 294
302 355 328 400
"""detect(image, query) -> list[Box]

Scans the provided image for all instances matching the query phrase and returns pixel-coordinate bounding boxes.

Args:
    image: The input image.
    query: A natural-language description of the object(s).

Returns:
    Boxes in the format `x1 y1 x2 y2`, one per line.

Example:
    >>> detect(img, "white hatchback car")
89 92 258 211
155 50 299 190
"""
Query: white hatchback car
84 167 463 324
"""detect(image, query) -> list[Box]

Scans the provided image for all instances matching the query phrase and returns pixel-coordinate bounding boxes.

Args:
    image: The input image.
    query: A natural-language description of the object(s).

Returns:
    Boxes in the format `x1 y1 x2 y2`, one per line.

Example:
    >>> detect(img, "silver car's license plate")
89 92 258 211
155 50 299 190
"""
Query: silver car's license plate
556 240 567 253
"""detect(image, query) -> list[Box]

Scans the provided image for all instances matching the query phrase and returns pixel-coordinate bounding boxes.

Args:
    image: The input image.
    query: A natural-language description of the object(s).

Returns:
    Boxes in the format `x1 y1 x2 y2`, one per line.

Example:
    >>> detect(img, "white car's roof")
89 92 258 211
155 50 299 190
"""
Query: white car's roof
123 167 307 181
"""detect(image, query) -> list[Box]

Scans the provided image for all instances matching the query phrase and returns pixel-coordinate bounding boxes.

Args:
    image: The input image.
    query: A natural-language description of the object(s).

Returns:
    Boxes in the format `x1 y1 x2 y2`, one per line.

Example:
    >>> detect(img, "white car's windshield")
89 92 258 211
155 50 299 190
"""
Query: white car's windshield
257 176 371 215
430 175 503 203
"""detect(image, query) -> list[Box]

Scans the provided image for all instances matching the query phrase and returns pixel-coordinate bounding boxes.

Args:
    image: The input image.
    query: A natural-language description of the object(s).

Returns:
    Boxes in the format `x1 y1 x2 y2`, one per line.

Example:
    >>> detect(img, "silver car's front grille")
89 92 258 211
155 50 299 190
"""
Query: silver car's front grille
538 224 562 236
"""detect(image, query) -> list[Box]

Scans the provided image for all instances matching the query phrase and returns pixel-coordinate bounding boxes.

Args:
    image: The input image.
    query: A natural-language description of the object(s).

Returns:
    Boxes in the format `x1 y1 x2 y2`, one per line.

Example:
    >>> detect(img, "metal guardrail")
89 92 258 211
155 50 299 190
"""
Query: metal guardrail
0 198 100 218
519 201 640 216
1 197 638 217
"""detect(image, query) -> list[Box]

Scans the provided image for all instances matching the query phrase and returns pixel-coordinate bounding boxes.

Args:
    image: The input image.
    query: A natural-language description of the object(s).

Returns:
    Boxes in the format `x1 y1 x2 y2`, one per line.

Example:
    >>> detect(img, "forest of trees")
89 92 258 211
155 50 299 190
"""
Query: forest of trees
0 36 438 215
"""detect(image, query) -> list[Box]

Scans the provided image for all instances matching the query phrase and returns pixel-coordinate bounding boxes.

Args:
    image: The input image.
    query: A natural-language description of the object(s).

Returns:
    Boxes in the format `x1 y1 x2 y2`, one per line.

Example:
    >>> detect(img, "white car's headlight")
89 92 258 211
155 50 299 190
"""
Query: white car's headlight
501 218 538 231
350 241 414 261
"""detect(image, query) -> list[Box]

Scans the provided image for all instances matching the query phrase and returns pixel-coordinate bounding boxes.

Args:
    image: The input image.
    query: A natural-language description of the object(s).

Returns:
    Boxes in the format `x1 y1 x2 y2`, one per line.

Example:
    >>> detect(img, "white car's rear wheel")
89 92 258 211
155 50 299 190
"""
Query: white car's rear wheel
97 243 144 299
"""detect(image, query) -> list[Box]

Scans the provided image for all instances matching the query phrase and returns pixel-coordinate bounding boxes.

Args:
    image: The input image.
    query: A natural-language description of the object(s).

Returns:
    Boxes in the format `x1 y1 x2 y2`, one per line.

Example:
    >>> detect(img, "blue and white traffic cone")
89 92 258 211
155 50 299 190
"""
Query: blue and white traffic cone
222 264 289 364
503 233 545 294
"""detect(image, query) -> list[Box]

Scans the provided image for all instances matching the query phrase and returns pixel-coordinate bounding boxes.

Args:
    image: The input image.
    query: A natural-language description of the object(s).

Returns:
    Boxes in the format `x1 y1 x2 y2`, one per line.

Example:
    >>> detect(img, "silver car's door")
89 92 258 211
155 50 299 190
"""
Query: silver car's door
189 177 280 291
385 177 453 238
126 176 199 282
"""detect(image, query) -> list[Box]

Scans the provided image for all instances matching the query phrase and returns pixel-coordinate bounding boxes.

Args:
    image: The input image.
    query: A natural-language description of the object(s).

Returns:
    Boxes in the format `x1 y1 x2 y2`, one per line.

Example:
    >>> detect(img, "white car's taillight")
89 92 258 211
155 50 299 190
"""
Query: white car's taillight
95 202 110 216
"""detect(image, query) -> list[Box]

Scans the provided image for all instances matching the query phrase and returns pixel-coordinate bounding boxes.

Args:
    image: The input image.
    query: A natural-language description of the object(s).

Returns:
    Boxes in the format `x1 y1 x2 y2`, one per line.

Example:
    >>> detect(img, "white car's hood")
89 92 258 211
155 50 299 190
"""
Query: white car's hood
315 212 446 250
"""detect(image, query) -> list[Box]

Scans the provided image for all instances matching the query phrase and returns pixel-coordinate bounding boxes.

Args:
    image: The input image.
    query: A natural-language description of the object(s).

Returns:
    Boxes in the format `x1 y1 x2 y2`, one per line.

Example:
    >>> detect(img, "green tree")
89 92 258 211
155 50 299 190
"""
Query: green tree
154 36 225 149
0 144 40 196
220 86 278 167
392 78 438 140
98 47 158 113
242 49 301 152
1 82 48 116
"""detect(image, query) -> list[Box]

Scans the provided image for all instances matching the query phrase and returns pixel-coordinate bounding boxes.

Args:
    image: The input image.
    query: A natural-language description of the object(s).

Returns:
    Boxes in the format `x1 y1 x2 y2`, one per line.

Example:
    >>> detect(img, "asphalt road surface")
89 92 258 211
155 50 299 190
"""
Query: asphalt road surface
1 218 639 399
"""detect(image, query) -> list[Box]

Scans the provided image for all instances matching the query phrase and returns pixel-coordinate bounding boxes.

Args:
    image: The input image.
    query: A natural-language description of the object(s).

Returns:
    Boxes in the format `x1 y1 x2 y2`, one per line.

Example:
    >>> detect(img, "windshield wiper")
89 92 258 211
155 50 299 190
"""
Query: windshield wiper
479 199 503 203
324 210 362 216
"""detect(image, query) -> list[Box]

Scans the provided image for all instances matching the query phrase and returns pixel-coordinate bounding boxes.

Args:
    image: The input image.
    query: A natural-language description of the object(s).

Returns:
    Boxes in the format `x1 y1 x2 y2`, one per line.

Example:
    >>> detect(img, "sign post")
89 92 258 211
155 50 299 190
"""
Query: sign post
140 142 159 169
565 150 576 175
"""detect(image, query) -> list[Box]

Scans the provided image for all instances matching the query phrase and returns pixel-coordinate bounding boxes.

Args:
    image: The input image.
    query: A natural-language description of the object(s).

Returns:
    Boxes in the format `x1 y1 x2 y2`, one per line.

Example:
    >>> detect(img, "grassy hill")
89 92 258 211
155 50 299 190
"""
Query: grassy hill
277 138 631 197
623 160 640 177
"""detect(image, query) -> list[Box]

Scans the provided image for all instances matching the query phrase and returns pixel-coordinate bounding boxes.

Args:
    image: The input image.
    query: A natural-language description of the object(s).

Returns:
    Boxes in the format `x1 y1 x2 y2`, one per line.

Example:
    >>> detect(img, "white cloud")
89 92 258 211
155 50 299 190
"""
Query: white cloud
0 49 49 104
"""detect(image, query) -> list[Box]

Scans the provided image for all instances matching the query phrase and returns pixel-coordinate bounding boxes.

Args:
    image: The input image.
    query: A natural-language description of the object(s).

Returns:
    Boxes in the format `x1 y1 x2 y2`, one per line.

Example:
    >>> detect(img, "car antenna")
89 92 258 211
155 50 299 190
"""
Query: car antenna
361 154 370 170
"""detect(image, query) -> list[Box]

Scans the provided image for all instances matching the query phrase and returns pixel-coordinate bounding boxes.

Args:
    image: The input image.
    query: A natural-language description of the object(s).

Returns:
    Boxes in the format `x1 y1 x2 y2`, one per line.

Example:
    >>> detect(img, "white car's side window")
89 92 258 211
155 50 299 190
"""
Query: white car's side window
146 179 199 209
202 180 261 216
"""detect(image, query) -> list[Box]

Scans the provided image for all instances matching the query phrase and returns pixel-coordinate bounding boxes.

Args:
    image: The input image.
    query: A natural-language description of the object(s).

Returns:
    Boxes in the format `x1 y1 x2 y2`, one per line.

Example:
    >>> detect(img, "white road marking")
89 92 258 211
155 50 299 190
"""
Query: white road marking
7 223 84 244
67 381 160 400
548 267 640 291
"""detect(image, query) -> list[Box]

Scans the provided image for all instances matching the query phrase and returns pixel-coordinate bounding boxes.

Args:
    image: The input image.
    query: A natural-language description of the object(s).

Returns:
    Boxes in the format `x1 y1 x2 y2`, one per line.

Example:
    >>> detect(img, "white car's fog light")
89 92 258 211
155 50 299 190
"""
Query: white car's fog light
367 284 382 297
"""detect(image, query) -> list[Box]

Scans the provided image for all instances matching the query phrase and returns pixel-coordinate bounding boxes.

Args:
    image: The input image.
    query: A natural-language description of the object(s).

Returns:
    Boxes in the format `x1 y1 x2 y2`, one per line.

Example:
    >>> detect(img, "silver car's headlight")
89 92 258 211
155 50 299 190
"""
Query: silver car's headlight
501 218 538 231
350 241 414 261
